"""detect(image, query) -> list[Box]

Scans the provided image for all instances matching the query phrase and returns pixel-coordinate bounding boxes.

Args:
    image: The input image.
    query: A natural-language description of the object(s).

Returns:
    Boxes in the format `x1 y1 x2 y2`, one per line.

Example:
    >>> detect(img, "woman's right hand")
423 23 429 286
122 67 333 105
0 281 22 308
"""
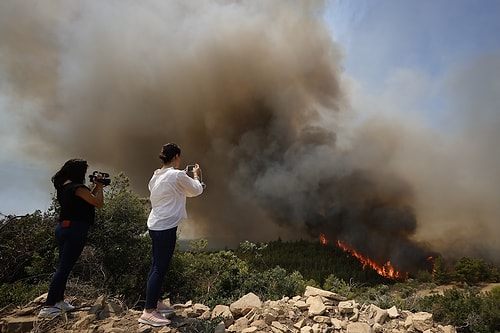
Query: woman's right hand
192 164 200 178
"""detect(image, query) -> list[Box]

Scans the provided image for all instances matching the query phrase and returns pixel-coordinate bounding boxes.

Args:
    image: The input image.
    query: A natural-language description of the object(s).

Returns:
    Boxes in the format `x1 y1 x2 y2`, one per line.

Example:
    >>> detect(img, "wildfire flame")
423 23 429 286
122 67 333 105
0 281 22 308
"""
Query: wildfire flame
319 233 408 280
319 234 328 245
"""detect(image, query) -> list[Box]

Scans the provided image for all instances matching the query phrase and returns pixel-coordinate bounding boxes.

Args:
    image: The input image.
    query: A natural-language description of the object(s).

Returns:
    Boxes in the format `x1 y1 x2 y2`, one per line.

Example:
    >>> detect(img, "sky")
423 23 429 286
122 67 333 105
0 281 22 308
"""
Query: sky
1 0 499 267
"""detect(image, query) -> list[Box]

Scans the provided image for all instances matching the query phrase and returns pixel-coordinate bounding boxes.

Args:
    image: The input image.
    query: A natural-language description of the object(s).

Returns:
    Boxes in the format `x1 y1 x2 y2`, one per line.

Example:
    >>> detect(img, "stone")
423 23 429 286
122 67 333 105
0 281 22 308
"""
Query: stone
271 321 288 331
387 306 399 318
294 318 306 329
0 315 36 333
304 286 347 301
230 293 262 316
306 296 326 316
293 300 309 310
338 300 355 314
412 312 433 332
346 322 371 333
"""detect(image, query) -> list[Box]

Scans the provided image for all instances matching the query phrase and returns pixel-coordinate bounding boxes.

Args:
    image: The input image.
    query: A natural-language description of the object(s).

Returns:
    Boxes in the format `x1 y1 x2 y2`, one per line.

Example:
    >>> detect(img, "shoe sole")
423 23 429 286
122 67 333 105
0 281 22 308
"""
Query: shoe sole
38 313 61 319
138 318 171 327
58 307 76 312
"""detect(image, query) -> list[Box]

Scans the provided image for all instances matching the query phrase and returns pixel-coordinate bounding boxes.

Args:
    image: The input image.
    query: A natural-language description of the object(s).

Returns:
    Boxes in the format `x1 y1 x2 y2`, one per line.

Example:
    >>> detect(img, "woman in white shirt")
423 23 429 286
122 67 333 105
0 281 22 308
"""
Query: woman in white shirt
138 143 204 327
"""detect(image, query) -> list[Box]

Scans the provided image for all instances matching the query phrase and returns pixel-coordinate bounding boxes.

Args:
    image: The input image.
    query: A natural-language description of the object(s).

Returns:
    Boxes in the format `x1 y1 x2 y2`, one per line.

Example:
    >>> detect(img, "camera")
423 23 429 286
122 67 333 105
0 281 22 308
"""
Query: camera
186 165 195 172
89 171 111 186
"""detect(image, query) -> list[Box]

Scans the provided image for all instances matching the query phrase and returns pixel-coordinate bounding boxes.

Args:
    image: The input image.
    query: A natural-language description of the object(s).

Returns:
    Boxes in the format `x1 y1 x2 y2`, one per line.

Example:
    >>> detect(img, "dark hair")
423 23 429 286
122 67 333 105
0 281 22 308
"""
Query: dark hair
52 158 88 189
159 143 181 163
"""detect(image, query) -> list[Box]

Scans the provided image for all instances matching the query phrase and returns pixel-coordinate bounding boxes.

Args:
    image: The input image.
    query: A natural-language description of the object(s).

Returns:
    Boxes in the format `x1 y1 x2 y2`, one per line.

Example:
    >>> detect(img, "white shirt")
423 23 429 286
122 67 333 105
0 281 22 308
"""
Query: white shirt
147 167 203 231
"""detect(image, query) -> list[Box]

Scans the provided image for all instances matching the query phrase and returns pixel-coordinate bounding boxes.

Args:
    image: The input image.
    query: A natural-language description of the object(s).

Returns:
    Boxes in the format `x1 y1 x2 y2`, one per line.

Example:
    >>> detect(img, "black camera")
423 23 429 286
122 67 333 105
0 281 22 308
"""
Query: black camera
186 165 195 172
89 171 111 186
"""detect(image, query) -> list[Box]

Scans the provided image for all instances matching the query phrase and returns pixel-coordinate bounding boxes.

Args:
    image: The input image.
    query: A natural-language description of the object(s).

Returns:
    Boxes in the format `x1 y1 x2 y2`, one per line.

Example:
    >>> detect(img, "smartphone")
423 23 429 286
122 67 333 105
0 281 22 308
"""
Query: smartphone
186 165 195 172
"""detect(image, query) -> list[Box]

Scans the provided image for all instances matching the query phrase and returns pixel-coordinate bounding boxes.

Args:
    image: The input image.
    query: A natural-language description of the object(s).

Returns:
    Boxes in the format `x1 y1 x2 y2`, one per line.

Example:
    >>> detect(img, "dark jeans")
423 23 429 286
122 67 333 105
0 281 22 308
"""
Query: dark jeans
46 220 89 306
145 227 177 309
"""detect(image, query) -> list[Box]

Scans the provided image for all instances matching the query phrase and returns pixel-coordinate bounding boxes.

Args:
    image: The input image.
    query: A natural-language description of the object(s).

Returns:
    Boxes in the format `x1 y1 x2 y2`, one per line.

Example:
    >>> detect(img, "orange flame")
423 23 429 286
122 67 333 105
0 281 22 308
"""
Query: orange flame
319 234 328 245
337 239 408 280
319 233 407 280
427 256 436 276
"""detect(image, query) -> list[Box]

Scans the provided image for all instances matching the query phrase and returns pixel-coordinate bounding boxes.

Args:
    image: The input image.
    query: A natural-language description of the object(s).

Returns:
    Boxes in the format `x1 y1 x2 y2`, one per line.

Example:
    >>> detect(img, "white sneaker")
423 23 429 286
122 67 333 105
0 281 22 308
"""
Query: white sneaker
38 306 61 318
138 310 171 327
55 300 76 312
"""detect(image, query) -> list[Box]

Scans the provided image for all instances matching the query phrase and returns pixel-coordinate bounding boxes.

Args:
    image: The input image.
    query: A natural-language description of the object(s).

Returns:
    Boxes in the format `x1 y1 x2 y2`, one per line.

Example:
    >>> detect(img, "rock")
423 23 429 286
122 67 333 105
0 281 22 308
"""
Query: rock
230 293 262 316
412 312 434 332
294 318 306 329
306 296 326 316
439 324 457 333
372 322 383 333
304 286 347 301
0 315 36 333
73 314 97 329
370 305 388 324
387 306 399 318
348 308 359 321
346 322 371 333
271 320 288 331
212 304 234 327
228 317 249 332
293 300 309 310
338 300 355 314
331 318 343 329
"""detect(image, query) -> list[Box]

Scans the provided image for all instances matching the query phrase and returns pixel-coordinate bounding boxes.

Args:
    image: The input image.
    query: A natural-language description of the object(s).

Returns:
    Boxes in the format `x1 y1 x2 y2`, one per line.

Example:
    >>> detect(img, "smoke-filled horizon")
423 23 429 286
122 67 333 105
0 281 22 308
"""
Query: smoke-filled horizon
1 1 499 272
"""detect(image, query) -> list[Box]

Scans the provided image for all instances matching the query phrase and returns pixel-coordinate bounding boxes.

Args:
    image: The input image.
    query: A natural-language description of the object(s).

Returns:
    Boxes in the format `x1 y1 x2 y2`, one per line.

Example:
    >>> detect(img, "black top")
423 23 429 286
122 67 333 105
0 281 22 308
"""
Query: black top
57 183 95 224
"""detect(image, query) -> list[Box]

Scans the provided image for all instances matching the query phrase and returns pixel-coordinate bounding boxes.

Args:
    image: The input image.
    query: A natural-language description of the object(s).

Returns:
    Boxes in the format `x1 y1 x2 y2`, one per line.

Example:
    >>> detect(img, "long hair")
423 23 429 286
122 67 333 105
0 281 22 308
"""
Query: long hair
52 159 88 189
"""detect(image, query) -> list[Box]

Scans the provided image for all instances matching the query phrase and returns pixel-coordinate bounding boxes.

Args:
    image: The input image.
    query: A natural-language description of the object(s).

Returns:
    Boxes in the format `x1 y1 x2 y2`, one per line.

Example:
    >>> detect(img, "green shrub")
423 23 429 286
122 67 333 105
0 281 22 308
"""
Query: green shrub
432 256 452 285
242 266 306 301
88 173 151 302
454 257 490 284
415 287 500 333
0 210 58 283
323 274 354 298
0 281 48 308
165 244 251 307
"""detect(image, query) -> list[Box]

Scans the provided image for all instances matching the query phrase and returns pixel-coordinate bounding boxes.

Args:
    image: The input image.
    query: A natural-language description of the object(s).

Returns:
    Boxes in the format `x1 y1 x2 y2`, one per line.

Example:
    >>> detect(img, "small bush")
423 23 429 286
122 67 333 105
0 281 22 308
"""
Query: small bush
323 274 354 298
0 281 48 308
415 287 500 333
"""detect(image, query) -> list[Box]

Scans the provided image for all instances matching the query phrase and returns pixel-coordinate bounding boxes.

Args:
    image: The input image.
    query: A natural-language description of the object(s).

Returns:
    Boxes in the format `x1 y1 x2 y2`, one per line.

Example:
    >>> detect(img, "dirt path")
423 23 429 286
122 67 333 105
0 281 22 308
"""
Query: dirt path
416 282 500 297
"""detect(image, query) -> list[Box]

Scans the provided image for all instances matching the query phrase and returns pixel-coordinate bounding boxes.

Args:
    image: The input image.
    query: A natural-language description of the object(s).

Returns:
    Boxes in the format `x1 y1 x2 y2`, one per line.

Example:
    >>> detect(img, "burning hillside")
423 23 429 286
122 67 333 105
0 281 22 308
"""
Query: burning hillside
319 233 408 280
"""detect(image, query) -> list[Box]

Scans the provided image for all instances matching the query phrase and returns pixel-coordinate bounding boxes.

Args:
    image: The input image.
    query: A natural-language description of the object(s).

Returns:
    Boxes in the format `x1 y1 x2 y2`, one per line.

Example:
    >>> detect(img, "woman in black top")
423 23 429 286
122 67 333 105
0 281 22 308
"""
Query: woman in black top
39 159 105 318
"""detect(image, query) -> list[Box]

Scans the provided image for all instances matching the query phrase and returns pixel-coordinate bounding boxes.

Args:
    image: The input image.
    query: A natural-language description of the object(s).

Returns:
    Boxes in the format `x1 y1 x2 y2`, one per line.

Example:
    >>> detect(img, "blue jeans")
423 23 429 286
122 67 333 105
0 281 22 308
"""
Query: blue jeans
145 227 177 309
46 220 90 306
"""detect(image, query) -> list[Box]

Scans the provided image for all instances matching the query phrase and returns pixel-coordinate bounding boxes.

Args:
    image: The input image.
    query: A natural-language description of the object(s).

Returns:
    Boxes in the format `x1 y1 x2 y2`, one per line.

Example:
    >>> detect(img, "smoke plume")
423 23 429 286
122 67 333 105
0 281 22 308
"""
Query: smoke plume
1 1 499 273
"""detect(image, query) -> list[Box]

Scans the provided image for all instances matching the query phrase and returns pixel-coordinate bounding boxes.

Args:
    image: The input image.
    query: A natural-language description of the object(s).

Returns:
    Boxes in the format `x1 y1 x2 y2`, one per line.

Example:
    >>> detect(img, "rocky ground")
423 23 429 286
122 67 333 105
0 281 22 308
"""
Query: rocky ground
0 285 460 333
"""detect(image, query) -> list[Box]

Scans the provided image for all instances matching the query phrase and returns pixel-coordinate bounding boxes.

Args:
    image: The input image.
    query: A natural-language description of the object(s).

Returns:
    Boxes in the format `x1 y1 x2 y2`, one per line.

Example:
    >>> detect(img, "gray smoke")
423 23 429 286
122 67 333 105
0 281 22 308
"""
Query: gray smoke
1 0 499 273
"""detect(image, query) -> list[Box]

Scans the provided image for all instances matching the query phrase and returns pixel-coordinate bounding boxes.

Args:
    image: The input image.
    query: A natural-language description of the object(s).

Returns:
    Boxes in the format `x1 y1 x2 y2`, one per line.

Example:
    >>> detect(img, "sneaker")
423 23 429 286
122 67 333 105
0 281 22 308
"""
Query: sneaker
38 306 61 318
55 300 76 312
156 301 174 314
138 310 171 327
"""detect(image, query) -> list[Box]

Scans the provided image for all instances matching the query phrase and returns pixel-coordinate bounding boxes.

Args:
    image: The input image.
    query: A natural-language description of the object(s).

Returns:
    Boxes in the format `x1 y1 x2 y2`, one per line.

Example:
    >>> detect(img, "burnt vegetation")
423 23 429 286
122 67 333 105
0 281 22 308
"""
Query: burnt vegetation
1 173 499 332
